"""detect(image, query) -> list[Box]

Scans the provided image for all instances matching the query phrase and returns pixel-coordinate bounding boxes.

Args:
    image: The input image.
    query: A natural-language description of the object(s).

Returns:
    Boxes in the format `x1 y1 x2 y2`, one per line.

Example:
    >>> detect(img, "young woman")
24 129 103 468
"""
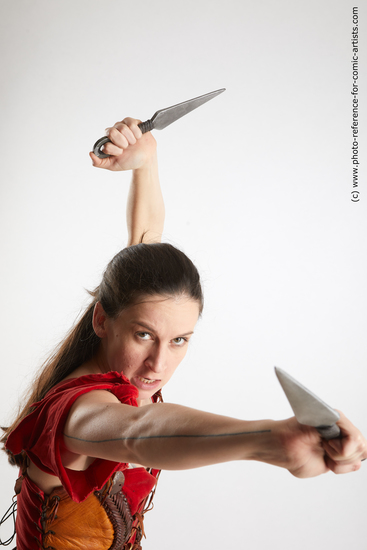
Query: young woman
2 119 366 550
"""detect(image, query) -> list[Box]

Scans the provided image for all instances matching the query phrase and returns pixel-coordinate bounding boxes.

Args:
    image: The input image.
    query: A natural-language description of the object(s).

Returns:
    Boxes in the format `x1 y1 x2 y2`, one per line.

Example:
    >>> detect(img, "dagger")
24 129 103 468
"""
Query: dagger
93 88 226 159
274 367 340 440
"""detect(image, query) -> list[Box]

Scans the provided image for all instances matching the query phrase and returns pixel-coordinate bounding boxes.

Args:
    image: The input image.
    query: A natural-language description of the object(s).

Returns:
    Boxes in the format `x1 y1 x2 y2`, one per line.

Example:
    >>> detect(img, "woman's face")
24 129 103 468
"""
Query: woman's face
95 294 200 404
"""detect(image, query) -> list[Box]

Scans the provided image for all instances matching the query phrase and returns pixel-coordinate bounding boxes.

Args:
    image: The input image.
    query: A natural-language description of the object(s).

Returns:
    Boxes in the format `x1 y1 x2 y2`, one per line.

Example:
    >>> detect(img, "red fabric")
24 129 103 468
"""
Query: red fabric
6 372 154 503
15 470 159 550
6 372 160 550
14 475 45 550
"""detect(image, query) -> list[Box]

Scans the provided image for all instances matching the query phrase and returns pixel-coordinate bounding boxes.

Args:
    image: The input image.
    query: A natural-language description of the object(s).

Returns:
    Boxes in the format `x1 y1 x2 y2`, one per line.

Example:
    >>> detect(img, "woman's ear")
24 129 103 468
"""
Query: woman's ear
92 301 108 338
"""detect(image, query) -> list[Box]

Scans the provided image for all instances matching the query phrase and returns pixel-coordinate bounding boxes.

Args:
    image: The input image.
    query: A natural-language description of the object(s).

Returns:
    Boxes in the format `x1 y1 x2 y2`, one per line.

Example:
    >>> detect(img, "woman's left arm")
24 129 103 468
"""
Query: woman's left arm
126 150 164 245
90 117 165 245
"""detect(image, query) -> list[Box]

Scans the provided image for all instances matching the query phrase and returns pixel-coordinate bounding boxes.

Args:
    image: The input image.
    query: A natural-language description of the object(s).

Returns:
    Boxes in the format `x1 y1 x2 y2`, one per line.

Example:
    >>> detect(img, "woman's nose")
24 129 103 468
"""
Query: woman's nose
145 344 166 373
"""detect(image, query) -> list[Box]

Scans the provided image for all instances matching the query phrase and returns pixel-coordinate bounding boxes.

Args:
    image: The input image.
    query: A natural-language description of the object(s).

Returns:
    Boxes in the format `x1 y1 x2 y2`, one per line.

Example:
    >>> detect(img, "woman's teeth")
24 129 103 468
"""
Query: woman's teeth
138 376 156 384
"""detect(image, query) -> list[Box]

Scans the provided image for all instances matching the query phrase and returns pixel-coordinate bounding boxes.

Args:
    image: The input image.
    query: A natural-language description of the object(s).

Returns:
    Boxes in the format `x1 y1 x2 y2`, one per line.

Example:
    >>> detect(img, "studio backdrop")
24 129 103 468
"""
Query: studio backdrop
0 1 366 549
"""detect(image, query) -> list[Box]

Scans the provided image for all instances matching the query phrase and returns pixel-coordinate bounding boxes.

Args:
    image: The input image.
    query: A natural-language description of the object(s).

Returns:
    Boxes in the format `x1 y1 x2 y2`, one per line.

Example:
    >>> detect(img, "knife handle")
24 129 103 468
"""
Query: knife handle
316 424 340 440
92 119 153 159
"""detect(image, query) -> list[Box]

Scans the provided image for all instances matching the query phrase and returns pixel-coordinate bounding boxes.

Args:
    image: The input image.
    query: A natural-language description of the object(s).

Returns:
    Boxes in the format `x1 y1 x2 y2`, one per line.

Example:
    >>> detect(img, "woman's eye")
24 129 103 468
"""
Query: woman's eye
136 332 151 340
172 337 187 346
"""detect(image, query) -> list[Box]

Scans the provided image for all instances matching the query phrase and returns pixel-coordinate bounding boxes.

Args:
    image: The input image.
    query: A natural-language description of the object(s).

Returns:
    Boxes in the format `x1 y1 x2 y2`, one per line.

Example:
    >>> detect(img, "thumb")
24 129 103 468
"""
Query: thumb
89 151 106 168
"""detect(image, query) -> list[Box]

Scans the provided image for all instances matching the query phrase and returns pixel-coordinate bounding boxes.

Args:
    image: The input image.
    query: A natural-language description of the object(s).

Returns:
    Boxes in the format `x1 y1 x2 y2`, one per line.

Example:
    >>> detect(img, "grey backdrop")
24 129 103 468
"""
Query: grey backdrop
0 1 366 549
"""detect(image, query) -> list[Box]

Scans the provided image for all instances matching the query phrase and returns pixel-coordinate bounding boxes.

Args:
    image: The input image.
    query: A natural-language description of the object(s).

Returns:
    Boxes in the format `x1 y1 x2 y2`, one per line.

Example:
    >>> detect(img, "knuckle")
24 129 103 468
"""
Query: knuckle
103 142 121 156
108 126 120 139
122 117 138 126
122 117 142 138
111 127 128 147
358 435 366 452
113 122 127 135
102 142 113 154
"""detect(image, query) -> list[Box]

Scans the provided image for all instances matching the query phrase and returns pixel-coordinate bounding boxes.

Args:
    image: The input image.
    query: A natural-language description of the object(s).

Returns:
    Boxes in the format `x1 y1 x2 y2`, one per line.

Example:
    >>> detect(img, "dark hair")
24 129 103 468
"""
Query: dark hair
100 243 203 317
1 242 203 465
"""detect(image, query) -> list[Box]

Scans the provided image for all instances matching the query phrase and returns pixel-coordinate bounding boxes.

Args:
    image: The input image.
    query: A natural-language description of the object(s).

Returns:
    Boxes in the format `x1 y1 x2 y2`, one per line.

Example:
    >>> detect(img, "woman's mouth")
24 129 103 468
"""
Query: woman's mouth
132 375 162 393
137 376 158 385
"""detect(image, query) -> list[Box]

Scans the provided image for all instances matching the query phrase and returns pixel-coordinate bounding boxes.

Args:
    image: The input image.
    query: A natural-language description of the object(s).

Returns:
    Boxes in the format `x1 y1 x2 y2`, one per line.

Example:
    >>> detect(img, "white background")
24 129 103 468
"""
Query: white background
0 1 366 549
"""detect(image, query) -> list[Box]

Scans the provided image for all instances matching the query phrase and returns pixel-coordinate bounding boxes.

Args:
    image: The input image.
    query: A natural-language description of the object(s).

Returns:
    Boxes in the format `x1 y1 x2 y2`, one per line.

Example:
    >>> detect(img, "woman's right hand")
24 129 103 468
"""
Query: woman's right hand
90 117 157 172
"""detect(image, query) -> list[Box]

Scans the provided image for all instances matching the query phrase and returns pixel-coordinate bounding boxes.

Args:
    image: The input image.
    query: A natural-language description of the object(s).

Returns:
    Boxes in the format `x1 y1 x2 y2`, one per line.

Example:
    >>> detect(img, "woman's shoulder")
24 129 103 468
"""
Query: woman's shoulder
60 361 106 381
39 370 140 413
51 370 135 394
5 370 139 468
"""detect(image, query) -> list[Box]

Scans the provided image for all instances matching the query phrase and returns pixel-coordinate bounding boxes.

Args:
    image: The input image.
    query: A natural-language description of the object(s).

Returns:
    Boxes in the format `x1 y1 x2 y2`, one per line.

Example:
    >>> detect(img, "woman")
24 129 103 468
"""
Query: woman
2 118 366 550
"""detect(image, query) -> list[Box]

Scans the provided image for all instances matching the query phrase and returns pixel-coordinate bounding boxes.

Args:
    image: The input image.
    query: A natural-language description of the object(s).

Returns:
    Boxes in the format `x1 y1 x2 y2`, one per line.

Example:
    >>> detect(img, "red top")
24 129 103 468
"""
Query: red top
6 372 160 549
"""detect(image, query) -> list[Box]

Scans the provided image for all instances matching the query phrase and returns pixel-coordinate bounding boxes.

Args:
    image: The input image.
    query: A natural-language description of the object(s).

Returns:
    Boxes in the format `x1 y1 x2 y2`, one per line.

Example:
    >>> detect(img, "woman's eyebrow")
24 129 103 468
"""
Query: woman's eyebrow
130 320 155 332
131 320 194 337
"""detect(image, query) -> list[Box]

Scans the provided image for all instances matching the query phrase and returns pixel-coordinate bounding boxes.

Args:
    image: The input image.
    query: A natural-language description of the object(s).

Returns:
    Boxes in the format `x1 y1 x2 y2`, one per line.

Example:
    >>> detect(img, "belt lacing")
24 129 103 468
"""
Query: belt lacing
0 496 17 546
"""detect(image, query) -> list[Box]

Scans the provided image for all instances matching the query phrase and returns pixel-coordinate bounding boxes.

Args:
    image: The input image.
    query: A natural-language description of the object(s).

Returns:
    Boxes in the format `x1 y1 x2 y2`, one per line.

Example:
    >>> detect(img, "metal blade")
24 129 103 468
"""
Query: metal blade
274 367 340 428
92 88 226 158
150 88 225 130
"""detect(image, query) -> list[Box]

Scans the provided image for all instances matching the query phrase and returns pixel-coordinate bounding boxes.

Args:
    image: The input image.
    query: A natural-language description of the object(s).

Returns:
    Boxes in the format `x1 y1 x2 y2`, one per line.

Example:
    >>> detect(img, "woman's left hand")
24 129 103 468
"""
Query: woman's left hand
279 412 367 478
321 411 367 474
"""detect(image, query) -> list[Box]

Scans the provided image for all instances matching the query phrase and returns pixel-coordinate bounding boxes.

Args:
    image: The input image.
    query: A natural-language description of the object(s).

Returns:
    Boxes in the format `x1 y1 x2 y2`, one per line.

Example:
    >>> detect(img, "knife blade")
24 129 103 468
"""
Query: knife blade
274 367 340 440
93 88 226 159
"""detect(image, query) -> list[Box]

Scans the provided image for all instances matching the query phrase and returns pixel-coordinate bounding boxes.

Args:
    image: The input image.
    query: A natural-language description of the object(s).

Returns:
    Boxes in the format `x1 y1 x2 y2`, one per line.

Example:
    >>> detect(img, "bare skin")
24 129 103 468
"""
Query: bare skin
90 117 165 245
26 118 367 496
27 118 164 493
63 401 366 476
29 291 367 495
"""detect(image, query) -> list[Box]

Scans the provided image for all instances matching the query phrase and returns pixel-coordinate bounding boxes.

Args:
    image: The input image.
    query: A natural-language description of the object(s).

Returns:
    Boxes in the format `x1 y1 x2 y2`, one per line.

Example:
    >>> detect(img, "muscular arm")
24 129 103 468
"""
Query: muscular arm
63 391 366 477
63 391 278 470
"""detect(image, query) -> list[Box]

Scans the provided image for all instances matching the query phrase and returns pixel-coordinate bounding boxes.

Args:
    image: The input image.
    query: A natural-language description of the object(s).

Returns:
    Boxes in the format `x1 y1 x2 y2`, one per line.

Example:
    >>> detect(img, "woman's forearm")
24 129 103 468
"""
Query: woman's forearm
89 118 164 245
64 396 366 477
125 403 280 469
64 398 282 471
126 152 165 245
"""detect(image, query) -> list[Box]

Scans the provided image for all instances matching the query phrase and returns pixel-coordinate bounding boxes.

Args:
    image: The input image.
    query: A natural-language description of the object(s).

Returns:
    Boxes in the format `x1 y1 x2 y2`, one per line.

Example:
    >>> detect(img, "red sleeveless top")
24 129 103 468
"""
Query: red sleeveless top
6 372 160 550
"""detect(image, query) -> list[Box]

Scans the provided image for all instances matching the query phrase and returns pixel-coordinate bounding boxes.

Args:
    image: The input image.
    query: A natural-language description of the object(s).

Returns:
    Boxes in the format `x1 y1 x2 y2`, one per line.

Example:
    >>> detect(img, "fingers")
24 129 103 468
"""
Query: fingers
121 118 143 140
106 118 142 147
322 411 367 474
324 454 362 474
92 118 143 160
89 151 113 169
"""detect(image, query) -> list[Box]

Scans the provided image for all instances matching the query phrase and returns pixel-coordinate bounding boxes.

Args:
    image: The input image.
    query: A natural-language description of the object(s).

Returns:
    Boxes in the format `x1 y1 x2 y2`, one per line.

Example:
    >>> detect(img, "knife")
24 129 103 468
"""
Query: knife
274 367 340 440
93 88 226 159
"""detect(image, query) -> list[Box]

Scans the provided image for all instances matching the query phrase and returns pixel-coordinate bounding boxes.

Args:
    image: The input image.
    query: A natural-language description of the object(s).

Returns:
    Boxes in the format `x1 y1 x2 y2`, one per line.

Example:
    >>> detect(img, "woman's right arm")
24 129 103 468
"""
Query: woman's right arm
63 390 366 478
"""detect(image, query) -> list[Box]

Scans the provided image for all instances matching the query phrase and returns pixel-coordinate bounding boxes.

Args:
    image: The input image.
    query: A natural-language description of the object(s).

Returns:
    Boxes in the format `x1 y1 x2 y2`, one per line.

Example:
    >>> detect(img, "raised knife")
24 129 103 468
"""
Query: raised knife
93 88 226 159
275 367 340 440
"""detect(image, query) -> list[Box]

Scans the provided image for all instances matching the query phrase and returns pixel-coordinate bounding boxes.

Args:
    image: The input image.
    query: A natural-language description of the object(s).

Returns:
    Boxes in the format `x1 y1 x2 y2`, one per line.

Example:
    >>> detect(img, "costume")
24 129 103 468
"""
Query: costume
5 372 162 550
